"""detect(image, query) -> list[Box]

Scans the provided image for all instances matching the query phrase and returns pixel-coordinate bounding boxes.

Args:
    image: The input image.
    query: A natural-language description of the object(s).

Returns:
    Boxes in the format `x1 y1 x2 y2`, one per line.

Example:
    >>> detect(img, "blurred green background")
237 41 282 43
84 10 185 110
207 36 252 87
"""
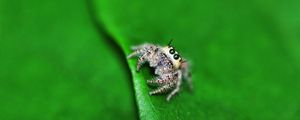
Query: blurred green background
1 0 300 119
0 0 136 119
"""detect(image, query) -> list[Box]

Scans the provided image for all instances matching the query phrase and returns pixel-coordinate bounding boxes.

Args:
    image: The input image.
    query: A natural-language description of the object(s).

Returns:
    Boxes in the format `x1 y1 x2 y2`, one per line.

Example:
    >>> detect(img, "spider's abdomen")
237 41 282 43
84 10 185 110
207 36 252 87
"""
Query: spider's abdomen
153 52 175 75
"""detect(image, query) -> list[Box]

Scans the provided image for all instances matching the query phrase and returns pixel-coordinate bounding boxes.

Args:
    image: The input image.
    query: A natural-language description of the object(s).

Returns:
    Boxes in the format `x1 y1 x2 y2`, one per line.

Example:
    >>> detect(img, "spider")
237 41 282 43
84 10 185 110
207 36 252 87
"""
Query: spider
127 40 192 101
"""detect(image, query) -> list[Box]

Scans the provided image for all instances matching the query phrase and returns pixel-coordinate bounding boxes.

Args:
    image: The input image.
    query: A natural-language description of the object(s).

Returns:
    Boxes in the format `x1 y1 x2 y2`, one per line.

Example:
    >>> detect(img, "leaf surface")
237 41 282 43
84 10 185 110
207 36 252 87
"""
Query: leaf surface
92 0 300 119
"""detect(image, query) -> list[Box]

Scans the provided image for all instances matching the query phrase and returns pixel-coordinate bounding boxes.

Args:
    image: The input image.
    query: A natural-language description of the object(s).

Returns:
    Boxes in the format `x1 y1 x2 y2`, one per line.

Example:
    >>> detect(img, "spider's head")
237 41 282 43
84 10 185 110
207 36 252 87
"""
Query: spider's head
161 39 183 69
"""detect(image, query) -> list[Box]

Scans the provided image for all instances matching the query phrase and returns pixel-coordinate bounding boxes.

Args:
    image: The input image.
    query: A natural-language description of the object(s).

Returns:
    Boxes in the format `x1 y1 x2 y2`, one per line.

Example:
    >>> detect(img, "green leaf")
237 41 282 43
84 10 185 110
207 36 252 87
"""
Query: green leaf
0 0 136 119
93 0 300 119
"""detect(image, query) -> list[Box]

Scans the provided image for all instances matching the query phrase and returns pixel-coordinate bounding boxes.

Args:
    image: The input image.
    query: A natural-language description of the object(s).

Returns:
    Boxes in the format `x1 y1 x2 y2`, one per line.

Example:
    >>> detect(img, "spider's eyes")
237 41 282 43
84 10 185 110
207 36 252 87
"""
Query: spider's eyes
169 49 175 54
173 54 180 60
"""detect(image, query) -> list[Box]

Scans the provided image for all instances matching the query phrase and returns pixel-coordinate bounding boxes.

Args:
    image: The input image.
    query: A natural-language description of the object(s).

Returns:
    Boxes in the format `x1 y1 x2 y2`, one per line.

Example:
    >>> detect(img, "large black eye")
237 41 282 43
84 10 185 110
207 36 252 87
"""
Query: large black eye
173 54 180 60
169 49 175 54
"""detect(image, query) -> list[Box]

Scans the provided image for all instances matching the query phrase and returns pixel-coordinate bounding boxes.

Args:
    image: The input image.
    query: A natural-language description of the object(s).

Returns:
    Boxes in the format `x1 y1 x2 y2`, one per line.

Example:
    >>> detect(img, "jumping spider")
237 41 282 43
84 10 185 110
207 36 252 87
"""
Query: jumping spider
127 40 192 101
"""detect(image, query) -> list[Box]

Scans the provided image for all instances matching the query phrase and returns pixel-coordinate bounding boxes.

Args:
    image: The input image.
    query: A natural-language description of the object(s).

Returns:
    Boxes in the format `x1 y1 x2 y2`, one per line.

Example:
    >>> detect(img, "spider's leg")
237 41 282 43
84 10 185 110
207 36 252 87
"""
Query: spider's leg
180 61 193 91
149 81 176 95
186 74 193 91
166 80 182 101
136 54 147 71
147 77 171 86
166 71 183 101
127 50 141 59
130 45 142 50
147 73 173 86
127 49 146 71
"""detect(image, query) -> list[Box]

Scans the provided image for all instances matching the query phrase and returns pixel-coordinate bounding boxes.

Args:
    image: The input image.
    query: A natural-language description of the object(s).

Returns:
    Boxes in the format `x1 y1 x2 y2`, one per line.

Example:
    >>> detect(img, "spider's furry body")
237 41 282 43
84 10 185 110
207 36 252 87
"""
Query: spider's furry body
127 42 192 101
